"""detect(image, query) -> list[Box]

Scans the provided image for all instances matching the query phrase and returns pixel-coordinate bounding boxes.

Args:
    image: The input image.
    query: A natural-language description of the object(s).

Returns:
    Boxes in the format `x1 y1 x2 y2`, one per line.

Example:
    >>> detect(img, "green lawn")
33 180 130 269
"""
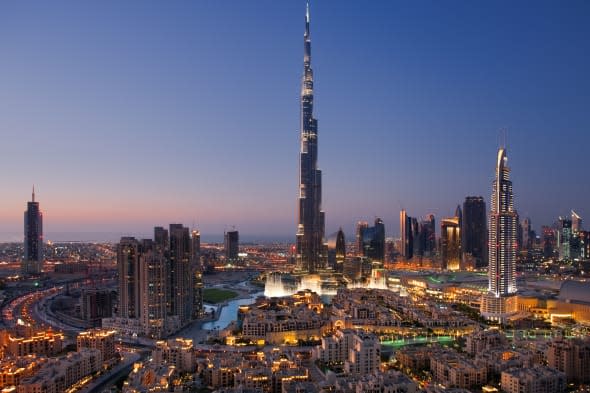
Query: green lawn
203 288 239 304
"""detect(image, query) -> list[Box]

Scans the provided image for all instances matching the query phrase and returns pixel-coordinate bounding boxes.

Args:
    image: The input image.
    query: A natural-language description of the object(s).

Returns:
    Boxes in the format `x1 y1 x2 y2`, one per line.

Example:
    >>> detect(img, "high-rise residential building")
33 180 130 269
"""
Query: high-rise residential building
481 147 518 322
168 224 192 324
224 229 239 261
441 217 461 270
326 228 346 272
558 217 572 261
23 188 43 275
117 237 141 319
360 218 385 262
356 221 369 255
462 196 487 268
571 210 583 233
140 239 167 338
296 2 325 274
191 230 203 319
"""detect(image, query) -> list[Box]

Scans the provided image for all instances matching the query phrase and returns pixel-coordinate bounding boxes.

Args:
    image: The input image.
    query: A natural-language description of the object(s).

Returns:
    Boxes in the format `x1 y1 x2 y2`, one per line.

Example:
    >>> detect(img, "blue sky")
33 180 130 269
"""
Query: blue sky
0 1 589 241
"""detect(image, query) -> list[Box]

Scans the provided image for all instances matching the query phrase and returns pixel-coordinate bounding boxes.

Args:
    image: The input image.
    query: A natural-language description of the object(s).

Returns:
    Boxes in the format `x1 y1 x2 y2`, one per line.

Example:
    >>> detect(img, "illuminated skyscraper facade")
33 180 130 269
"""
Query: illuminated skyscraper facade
296 1 325 274
488 148 517 296
23 188 43 275
441 217 461 271
482 148 518 322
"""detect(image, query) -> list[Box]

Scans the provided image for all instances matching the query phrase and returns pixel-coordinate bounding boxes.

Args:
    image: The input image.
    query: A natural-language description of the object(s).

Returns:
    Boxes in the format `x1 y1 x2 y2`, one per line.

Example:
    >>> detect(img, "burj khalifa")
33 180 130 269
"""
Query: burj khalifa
296 1 325 274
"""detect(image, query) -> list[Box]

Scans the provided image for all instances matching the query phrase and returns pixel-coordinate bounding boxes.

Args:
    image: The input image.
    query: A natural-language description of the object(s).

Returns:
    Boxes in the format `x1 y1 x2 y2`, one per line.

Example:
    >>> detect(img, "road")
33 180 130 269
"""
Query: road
78 351 143 393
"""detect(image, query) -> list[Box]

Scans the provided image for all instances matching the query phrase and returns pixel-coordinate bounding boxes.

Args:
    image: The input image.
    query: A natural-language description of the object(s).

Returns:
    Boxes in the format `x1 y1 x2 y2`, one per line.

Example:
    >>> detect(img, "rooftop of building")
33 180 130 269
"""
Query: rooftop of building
558 280 590 305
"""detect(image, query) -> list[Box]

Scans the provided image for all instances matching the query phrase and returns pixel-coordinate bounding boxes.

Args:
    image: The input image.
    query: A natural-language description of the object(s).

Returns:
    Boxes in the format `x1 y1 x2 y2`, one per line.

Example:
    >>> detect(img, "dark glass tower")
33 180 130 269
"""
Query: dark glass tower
23 188 43 275
462 196 487 268
361 218 385 262
296 1 325 273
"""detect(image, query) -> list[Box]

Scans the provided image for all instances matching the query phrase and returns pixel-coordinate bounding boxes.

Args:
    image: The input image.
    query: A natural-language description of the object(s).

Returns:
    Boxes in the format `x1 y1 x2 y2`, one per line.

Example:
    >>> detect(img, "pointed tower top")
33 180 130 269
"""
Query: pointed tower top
32 185 35 202
305 1 310 36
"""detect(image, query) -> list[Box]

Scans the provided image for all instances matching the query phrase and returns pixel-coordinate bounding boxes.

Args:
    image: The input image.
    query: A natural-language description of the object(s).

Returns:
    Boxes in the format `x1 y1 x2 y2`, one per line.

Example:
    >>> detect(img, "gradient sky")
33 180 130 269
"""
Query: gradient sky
0 1 589 242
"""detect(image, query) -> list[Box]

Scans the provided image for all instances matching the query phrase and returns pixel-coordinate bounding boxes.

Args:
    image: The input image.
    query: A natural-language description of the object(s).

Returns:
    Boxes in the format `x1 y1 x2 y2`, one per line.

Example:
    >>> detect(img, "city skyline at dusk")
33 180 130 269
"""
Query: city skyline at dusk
1 1 589 241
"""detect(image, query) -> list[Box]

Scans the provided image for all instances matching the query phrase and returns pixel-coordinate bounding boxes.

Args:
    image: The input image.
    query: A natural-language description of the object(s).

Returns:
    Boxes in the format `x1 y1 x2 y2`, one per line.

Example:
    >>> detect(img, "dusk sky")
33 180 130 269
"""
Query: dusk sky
1 1 589 242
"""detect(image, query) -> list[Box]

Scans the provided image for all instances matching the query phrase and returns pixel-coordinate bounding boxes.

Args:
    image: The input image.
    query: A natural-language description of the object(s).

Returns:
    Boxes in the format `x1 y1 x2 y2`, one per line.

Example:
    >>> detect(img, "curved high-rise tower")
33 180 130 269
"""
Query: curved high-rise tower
488 148 517 295
296 1 325 273
481 147 518 322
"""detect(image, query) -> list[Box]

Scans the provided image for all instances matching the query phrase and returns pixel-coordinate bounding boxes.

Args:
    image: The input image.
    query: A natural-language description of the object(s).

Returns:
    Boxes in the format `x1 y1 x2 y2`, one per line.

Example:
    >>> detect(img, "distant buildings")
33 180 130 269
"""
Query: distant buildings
326 228 346 272
22 188 43 275
359 218 385 263
400 210 413 259
558 217 572 261
481 147 518 322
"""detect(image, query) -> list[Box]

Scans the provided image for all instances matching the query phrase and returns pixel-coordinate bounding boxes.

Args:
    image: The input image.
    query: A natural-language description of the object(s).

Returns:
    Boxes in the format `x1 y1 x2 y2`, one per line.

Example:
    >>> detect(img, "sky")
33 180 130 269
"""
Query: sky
0 1 589 242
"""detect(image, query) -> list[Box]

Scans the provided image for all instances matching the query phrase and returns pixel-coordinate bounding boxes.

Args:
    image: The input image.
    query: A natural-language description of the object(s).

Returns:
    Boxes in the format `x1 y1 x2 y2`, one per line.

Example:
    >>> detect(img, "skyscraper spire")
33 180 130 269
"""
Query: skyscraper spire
32 185 35 202
297 0 325 274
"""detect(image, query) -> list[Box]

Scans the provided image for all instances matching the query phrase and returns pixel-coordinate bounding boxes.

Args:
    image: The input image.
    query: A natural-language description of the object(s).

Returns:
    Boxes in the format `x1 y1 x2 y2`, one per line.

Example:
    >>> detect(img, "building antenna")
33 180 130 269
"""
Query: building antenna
32 185 35 202
499 127 508 149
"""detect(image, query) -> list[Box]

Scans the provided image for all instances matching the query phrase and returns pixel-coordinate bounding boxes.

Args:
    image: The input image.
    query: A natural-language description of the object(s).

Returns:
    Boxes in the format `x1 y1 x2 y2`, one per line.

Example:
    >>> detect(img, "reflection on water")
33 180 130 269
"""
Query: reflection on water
202 292 264 330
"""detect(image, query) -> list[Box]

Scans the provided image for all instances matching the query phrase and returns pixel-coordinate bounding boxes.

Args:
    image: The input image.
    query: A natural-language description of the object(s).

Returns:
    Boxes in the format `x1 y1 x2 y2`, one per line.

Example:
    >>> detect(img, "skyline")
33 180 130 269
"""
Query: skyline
1 1 590 241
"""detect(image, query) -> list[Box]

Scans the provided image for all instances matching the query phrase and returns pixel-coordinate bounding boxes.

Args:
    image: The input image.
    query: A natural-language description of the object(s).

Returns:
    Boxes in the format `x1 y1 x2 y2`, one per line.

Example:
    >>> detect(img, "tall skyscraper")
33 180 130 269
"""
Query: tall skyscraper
441 217 461 270
23 188 43 275
462 196 487 268
224 229 239 261
481 147 518 322
296 1 325 274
